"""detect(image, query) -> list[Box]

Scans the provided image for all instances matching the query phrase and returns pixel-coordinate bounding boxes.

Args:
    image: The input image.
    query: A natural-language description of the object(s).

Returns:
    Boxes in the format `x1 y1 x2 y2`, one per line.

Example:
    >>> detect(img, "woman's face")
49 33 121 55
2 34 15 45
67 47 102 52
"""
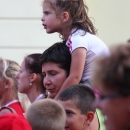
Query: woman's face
94 85 130 130
16 60 31 94
42 62 68 98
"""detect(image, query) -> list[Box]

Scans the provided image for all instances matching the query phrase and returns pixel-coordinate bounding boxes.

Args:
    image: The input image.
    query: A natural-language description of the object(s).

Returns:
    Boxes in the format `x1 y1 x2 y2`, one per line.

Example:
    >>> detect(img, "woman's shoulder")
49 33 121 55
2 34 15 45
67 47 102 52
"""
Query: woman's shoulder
0 107 15 115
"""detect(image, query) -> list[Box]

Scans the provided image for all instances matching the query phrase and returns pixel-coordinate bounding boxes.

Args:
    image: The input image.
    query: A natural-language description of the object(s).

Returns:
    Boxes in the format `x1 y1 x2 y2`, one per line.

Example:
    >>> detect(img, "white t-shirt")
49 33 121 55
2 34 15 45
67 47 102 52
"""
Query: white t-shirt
66 29 109 87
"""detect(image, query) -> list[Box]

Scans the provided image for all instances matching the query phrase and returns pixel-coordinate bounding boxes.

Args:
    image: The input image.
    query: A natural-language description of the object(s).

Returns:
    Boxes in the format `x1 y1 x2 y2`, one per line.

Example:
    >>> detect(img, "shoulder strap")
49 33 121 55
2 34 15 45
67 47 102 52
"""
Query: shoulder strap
0 106 17 114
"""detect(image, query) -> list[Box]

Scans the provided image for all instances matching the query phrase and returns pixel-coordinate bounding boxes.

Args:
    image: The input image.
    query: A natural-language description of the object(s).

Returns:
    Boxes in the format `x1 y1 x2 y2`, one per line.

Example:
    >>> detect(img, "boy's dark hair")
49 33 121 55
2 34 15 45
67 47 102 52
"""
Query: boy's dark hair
39 41 71 76
58 84 96 114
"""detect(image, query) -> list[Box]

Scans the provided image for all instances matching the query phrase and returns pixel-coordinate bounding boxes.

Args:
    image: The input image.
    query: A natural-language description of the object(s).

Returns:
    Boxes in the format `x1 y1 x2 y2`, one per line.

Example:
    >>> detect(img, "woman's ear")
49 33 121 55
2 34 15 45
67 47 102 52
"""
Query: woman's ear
29 73 37 82
61 12 70 23
84 111 95 126
4 79 12 88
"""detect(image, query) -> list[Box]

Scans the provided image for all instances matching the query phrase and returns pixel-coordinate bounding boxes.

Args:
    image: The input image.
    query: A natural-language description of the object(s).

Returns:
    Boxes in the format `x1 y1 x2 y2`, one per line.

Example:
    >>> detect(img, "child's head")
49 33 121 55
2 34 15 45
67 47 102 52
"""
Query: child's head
26 99 66 130
41 0 96 36
58 84 96 130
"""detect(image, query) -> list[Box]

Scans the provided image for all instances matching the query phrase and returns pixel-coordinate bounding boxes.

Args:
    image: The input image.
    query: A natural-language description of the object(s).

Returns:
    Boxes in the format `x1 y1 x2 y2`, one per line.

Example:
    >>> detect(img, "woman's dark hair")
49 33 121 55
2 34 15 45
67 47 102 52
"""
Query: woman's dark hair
39 41 71 76
24 53 42 74
24 53 46 93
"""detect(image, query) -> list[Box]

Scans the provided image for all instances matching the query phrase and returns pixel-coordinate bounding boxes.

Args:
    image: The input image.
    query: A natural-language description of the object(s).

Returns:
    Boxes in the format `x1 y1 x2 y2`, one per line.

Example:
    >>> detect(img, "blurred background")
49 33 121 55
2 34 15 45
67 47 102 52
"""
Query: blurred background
0 0 130 64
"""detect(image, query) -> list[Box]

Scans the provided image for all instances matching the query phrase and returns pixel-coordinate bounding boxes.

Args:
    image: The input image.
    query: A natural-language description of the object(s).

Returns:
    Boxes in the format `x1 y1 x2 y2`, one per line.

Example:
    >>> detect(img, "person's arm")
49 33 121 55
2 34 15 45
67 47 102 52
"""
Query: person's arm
55 47 86 99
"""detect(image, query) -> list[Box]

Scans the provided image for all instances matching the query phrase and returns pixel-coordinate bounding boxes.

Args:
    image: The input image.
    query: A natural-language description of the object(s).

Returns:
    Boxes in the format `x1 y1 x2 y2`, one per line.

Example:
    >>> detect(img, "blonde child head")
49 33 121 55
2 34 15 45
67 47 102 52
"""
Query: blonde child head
26 99 66 130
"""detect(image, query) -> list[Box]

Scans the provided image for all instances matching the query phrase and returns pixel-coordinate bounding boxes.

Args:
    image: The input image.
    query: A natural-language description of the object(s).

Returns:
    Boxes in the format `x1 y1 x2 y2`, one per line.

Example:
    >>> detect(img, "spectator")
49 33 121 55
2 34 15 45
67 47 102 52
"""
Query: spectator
92 43 130 130
26 99 66 130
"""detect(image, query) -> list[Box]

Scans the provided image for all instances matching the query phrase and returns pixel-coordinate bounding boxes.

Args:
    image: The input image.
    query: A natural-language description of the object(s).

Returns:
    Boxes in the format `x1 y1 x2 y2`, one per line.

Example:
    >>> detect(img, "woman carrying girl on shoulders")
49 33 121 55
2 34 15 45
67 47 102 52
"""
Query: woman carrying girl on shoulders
41 0 109 98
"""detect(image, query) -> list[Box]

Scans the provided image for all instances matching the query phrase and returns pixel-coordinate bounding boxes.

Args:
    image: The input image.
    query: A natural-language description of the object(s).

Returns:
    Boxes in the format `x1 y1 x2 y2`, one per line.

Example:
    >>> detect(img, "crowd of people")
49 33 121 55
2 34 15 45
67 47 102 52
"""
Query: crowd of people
0 0 130 130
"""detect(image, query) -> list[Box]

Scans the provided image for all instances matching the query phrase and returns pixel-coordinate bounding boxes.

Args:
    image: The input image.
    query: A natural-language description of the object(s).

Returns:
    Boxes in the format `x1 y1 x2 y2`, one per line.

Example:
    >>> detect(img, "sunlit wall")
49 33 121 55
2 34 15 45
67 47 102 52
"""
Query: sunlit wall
86 0 130 46
0 0 130 64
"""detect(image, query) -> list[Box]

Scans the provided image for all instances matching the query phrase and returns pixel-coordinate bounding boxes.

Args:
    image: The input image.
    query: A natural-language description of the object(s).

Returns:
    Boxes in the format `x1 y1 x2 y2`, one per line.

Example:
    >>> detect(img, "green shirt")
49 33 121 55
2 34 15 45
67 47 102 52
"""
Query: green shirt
96 108 106 130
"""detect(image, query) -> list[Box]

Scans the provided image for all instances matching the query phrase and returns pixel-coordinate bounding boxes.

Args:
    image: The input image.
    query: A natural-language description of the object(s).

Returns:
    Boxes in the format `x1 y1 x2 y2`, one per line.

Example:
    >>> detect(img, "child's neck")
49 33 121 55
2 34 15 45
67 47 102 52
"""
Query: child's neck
63 35 69 40
61 27 72 40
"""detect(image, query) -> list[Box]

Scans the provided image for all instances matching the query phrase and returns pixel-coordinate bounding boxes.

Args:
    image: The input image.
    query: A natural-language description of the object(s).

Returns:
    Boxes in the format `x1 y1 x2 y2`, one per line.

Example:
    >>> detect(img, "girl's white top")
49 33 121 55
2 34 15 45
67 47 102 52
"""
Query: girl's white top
66 29 109 87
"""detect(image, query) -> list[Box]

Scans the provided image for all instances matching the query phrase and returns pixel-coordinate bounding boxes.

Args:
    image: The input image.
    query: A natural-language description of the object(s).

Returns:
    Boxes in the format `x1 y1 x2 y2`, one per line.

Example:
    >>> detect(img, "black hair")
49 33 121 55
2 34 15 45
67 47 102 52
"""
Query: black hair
39 41 71 76
58 84 96 113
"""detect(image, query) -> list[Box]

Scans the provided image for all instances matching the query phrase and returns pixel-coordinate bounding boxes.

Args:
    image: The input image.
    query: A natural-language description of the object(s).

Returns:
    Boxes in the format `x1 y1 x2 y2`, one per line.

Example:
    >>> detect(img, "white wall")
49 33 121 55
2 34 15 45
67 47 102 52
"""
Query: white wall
0 0 130 64
0 0 60 64
86 0 130 46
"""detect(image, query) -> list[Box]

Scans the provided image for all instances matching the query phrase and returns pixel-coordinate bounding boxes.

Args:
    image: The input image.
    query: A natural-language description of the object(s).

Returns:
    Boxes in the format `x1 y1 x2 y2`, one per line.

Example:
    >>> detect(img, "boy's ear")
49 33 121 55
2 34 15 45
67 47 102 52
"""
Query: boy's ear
84 111 95 125
29 73 37 82
61 12 70 23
